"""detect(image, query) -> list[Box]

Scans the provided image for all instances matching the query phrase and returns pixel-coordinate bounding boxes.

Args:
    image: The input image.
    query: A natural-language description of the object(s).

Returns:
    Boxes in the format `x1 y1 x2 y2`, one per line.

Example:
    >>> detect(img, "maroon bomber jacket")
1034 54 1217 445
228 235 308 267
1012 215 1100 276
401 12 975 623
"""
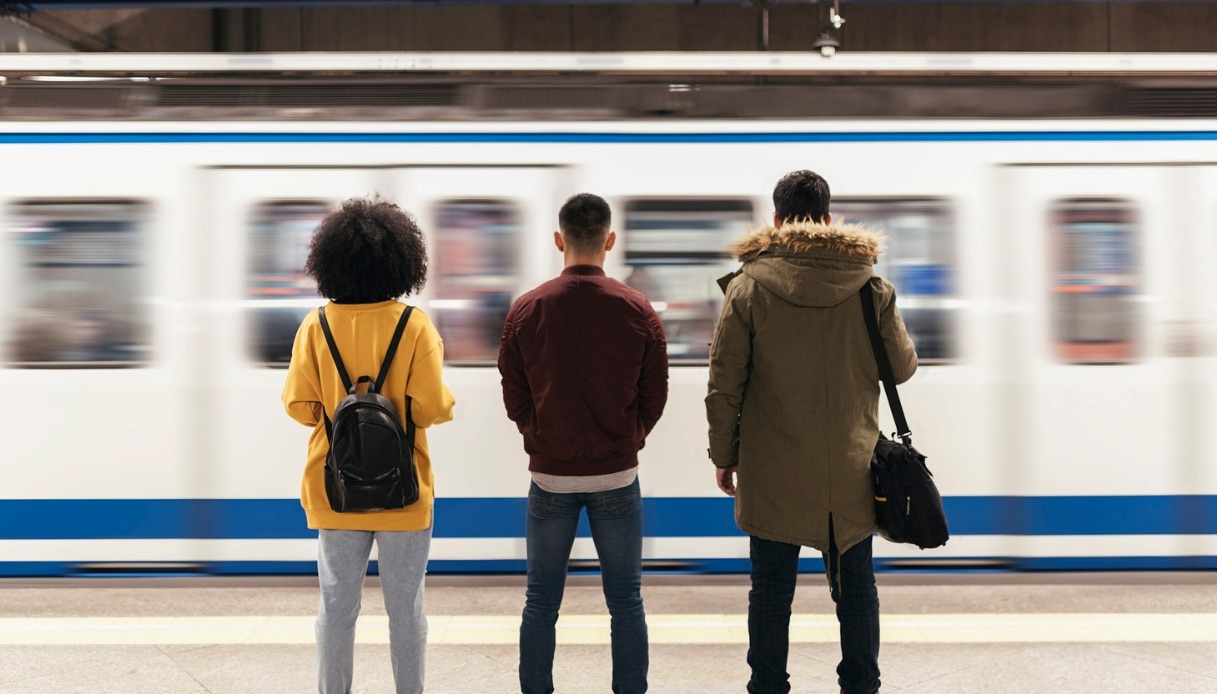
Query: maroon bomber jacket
497 264 669 476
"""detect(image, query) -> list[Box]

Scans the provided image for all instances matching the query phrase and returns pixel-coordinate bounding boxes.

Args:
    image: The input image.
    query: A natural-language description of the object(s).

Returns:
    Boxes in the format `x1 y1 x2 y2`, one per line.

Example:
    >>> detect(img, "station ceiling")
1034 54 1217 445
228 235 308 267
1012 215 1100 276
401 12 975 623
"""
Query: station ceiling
14 0 1182 5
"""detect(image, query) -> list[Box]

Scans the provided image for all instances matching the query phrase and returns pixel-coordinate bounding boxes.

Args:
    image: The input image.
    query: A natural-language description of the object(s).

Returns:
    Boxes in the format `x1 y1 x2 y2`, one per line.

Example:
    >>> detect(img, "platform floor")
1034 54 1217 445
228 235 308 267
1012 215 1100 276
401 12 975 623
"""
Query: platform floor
1 573 1216 693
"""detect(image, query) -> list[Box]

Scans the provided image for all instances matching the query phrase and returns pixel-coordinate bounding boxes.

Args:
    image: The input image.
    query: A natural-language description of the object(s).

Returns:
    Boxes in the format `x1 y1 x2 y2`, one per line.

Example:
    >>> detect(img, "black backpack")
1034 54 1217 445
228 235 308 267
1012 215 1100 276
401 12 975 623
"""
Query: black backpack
318 305 419 513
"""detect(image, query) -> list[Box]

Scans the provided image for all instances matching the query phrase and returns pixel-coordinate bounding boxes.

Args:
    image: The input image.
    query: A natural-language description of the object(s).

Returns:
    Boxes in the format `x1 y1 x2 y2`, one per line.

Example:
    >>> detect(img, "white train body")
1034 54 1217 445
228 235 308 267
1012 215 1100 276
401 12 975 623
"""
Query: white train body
2 53 1216 575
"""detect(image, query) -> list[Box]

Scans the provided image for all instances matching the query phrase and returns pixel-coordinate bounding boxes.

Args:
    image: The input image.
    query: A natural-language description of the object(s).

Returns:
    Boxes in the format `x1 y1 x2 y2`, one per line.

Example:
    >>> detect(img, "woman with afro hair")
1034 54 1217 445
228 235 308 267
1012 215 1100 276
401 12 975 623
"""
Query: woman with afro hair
282 196 455 694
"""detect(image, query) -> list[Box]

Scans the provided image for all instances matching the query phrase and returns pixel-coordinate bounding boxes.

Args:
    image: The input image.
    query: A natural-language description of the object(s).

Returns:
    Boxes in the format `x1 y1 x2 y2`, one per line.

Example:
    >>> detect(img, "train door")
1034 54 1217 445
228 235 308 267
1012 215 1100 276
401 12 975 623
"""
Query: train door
830 198 979 567
999 164 1209 568
1190 166 1217 561
203 167 383 571
205 165 560 572
391 167 563 505
0 195 192 574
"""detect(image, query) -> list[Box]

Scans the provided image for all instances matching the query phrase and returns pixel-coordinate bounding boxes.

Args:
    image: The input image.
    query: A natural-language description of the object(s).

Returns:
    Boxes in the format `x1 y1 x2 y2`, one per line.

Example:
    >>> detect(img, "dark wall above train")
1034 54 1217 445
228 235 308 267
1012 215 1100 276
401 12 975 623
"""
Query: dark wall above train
6 2 1217 53
3 53 1217 120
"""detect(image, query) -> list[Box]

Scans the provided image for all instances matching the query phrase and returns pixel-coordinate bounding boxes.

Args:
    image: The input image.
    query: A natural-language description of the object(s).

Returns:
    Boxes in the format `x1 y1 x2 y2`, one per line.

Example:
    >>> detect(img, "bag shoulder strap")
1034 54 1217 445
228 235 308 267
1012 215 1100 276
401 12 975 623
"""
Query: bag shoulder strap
860 281 912 444
380 306 417 450
374 305 414 394
317 305 353 393
318 304 414 394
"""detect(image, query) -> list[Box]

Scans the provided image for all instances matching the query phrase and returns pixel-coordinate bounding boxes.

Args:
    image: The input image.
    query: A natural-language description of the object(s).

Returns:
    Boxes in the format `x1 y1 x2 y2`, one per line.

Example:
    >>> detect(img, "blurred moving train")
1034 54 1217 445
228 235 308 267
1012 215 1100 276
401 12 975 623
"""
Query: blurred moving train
2 52 1216 576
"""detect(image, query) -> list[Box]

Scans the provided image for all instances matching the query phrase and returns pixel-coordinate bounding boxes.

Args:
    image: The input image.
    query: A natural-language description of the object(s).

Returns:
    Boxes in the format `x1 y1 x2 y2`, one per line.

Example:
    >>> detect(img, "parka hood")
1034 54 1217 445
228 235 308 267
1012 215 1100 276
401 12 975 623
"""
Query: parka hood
731 221 883 308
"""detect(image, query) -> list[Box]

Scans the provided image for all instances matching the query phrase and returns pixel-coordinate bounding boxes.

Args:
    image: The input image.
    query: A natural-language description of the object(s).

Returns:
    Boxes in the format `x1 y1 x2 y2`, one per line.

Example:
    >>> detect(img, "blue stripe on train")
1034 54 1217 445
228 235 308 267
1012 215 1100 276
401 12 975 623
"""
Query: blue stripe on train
3 132 1217 145
1 495 1215 540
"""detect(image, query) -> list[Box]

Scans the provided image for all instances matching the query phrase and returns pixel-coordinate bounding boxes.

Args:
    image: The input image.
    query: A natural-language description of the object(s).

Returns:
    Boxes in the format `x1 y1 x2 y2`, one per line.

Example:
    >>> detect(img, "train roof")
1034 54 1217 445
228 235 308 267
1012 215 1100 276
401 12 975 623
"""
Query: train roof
2 51 1217 76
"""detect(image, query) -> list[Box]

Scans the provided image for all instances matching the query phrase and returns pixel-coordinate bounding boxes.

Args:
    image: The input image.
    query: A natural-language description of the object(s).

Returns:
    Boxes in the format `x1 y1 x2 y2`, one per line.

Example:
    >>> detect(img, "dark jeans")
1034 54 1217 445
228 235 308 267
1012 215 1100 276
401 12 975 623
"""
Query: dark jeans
747 528 880 694
519 478 647 694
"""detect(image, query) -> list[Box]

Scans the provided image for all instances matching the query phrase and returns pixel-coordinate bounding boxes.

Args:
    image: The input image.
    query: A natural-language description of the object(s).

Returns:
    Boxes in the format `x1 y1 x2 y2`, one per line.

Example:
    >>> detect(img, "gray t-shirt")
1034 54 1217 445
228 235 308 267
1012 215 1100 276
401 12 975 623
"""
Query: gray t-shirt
531 467 638 494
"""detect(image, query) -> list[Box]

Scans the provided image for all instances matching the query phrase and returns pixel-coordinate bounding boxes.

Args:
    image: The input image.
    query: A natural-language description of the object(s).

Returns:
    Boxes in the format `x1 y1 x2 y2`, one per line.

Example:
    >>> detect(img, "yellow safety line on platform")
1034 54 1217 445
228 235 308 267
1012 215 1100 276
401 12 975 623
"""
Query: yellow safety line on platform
1 613 1215 646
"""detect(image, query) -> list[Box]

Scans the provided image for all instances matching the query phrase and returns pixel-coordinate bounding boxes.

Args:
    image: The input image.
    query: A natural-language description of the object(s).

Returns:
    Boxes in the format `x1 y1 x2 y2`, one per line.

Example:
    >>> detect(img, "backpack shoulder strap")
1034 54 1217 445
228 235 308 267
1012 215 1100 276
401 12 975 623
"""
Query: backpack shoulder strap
372 305 414 394
317 305 354 393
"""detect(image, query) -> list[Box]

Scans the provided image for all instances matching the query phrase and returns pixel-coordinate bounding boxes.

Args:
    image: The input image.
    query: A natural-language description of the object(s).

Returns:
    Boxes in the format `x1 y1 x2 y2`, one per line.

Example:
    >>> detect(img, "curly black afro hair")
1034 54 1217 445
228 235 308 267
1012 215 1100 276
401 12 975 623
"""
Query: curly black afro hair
305 196 428 302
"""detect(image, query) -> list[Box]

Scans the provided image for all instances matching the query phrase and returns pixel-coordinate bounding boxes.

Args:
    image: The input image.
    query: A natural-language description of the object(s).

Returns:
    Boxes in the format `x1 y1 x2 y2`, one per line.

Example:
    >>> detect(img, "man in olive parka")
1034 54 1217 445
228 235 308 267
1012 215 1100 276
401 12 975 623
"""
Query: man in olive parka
706 170 917 694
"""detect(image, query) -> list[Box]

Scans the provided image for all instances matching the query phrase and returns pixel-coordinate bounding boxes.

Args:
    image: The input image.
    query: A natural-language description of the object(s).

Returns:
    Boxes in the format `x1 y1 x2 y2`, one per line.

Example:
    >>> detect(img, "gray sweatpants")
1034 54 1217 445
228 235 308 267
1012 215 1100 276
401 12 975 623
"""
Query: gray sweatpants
316 527 432 694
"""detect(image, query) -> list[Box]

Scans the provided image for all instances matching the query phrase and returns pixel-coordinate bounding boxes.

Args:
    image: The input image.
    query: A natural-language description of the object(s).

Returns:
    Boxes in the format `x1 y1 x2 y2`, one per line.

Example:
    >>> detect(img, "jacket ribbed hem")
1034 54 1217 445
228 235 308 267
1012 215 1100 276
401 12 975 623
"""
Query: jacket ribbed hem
528 454 638 477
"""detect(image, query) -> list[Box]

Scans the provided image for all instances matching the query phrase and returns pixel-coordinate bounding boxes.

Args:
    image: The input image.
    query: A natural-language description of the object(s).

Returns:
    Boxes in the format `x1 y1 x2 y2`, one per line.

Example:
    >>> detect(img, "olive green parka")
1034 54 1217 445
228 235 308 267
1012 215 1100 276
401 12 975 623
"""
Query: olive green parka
706 221 918 554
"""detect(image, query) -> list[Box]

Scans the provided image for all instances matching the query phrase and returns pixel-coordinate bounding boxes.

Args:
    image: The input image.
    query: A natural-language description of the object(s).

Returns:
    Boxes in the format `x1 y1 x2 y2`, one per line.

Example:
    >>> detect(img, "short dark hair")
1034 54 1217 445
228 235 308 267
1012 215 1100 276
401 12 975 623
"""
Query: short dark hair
773 170 831 225
304 196 428 302
558 193 611 252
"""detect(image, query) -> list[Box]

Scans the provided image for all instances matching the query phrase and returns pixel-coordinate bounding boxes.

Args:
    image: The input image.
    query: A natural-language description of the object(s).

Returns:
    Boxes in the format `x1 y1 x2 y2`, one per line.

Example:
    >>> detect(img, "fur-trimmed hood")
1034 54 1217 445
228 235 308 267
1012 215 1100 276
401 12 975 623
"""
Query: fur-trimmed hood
733 220 883 262
727 221 884 308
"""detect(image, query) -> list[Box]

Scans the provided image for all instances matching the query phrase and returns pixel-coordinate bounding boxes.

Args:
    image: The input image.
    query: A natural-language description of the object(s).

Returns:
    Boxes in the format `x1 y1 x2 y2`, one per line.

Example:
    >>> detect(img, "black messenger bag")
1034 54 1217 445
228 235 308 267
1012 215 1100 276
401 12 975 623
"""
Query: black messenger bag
860 283 949 550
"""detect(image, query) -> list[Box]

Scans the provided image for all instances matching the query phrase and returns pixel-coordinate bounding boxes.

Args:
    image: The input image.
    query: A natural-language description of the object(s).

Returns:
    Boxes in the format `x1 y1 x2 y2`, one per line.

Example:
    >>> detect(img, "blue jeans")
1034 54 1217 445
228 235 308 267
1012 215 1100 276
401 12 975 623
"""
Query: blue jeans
747 527 880 694
316 527 432 694
519 478 648 694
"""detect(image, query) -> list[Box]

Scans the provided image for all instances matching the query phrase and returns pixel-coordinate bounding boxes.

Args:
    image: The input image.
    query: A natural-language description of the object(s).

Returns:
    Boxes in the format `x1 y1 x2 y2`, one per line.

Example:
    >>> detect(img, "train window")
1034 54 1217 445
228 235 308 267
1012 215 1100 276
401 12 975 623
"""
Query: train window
832 199 958 363
6 201 150 367
623 199 752 362
432 200 519 364
246 201 327 365
1048 199 1141 363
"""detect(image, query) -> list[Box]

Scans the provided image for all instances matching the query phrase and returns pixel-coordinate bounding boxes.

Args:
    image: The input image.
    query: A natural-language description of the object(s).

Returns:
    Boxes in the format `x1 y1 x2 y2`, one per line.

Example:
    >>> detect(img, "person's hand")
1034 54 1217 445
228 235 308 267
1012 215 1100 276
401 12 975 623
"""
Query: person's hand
715 465 739 497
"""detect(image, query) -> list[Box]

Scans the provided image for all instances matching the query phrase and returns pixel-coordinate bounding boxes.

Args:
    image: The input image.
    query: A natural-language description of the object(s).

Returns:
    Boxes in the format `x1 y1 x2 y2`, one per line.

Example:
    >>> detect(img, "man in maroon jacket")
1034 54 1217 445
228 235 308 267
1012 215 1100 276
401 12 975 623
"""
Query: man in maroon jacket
498 192 669 694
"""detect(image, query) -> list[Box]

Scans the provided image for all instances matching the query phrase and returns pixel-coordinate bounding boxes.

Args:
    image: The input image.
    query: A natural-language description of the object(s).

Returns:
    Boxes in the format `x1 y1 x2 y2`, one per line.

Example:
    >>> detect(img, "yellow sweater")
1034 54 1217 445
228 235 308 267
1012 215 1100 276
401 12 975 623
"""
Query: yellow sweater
282 300 455 531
